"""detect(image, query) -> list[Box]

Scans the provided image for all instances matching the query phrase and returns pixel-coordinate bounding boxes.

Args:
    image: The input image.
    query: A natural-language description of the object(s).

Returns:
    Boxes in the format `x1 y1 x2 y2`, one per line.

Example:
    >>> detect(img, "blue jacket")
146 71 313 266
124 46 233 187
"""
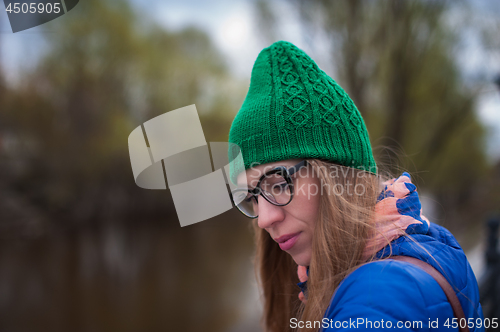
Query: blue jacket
318 222 484 331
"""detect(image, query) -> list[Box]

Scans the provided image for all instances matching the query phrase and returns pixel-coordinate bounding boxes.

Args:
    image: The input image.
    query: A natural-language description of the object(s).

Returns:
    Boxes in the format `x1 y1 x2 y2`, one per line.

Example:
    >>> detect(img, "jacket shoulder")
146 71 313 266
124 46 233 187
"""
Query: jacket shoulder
323 259 453 327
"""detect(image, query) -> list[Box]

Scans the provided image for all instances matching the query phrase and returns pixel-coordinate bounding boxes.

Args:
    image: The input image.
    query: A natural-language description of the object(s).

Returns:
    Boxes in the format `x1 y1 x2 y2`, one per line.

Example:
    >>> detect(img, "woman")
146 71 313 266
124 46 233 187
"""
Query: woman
228 41 484 332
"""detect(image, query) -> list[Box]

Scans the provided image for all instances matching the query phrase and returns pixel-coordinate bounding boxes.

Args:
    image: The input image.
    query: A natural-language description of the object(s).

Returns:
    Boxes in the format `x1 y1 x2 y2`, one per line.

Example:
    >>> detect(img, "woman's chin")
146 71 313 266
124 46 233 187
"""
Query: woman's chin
291 252 311 267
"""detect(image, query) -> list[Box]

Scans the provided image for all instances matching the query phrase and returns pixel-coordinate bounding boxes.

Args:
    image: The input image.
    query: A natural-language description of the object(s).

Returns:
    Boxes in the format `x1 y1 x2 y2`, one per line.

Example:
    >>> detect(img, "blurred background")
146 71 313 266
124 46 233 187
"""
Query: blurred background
0 0 499 331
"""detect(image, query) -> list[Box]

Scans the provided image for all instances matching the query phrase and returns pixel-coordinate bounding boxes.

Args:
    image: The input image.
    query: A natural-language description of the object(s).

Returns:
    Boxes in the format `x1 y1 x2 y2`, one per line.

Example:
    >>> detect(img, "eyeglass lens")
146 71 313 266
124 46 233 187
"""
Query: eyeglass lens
233 172 292 218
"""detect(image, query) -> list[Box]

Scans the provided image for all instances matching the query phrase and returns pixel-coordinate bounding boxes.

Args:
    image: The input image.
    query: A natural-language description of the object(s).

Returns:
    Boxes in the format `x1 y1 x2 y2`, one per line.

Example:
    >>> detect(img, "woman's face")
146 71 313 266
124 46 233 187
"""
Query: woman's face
237 159 321 266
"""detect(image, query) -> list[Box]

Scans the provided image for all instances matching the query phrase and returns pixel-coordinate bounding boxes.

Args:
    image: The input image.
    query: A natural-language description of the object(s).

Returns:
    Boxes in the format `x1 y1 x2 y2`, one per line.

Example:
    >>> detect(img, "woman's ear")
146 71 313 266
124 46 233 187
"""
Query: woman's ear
297 265 308 282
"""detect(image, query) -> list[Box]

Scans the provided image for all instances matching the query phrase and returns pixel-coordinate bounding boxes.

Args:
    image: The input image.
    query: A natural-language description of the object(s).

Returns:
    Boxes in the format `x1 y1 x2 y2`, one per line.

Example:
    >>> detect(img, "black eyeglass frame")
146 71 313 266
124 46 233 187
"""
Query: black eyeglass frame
230 160 309 219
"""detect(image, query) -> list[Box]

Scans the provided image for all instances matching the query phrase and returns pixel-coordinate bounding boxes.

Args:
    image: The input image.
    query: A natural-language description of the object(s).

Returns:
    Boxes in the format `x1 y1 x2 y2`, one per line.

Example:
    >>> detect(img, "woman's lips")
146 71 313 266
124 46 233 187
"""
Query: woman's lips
276 232 301 251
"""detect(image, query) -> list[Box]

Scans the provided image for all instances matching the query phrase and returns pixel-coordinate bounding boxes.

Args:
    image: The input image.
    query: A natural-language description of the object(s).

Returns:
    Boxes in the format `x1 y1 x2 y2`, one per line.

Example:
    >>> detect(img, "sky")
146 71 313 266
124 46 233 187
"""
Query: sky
1 0 499 160
133 0 321 77
450 0 500 161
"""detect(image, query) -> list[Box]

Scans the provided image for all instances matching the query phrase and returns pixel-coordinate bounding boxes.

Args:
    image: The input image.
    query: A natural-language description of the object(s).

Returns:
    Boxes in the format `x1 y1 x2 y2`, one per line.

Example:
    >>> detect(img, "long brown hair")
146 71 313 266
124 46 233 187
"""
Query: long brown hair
252 159 390 332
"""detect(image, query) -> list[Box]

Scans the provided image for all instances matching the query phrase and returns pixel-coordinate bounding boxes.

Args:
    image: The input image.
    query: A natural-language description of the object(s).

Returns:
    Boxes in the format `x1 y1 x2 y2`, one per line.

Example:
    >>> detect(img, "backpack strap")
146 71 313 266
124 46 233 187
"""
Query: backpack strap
391 256 469 332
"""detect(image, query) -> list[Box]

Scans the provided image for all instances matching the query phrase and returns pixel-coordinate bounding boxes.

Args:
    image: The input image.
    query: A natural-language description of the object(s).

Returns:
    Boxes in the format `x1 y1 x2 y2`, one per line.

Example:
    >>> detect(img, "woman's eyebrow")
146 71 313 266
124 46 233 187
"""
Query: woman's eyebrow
240 164 293 189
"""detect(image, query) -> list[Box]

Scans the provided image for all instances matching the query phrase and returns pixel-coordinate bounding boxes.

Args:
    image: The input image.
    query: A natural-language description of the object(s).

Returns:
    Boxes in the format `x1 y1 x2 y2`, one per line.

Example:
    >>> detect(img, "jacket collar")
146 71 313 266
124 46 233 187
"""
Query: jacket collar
296 172 430 299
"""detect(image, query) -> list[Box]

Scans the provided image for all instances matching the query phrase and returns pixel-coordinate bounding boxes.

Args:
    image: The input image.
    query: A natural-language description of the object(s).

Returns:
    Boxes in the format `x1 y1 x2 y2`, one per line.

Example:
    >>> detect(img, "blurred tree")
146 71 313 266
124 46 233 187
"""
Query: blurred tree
0 0 251 332
3 0 244 223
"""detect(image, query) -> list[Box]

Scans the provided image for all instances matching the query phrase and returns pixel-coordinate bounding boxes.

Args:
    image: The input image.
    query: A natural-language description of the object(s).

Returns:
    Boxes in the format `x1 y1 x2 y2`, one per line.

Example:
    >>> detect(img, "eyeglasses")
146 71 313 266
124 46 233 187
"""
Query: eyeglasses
230 160 309 219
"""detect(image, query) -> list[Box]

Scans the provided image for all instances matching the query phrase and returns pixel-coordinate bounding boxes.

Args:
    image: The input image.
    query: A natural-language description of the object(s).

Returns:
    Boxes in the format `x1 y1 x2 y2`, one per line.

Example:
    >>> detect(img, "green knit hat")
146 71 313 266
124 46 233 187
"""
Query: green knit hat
228 41 377 183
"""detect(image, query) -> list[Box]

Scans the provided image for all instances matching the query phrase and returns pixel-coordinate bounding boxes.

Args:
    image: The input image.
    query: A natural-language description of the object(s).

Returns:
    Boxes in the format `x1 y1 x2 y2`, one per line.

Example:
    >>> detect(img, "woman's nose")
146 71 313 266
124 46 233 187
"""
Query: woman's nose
257 195 285 229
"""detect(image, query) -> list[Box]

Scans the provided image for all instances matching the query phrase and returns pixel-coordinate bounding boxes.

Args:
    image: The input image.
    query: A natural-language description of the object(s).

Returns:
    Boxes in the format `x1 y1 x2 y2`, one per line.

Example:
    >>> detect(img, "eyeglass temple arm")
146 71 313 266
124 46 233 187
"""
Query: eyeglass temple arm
287 160 308 176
